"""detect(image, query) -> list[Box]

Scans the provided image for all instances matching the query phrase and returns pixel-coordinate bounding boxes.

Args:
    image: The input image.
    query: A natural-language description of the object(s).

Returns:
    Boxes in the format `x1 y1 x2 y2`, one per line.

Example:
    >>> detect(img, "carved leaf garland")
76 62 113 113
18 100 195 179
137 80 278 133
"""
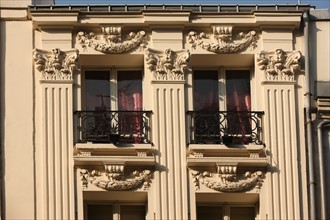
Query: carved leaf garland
145 48 191 81
192 171 264 192
80 169 152 191
33 48 80 80
77 30 147 54
257 49 303 81
188 29 258 54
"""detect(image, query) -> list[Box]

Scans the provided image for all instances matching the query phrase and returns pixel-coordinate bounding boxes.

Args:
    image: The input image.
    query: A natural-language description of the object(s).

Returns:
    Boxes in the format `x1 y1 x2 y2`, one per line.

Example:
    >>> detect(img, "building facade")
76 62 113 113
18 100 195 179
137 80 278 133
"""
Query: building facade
1 1 329 219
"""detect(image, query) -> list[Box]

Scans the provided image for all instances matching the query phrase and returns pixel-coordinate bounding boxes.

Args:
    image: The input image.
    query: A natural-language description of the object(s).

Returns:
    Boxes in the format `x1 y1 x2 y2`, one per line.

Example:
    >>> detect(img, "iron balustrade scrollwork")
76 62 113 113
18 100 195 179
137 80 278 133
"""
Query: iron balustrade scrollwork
74 110 152 144
187 111 264 145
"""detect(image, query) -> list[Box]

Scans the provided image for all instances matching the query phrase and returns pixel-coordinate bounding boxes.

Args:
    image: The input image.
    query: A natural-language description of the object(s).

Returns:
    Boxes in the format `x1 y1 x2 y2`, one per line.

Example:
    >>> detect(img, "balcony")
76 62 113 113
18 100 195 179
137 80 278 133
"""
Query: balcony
187 111 264 145
74 110 152 144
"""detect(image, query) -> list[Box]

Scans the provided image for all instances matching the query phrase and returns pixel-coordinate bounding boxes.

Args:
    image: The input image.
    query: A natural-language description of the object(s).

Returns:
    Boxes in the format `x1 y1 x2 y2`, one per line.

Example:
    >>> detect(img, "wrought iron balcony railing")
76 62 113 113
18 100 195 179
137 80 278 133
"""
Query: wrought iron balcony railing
74 110 152 144
187 111 264 145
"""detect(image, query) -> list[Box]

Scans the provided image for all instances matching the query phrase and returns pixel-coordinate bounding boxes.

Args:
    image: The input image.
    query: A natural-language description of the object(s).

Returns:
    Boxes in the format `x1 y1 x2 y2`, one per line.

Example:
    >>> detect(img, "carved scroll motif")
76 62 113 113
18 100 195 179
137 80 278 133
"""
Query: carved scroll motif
188 25 258 53
80 165 152 191
77 26 147 54
257 49 303 81
192 165 264 192
145 48 191 81
33 48 80 80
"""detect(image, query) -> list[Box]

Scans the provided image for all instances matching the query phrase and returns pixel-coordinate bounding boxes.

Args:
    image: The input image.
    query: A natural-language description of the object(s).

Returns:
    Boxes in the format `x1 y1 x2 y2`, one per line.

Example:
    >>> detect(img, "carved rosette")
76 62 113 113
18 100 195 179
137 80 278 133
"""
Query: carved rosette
80 167 152 191
145 48 191 81
33 48 80 80
192 165 264 192
257 49 303 81
77 26 147 54
188 25 258 53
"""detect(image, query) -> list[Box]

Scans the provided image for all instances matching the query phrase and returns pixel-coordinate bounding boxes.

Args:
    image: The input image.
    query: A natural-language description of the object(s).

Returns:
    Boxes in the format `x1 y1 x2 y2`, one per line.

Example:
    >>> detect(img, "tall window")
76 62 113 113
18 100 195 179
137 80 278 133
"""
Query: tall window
85 71 110 111
197 205 255 220
87 203 146 220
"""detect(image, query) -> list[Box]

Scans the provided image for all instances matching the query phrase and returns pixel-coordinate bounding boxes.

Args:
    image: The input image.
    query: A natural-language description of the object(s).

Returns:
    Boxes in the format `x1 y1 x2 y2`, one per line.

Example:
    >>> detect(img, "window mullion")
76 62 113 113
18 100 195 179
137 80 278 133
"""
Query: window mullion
110 68 118 110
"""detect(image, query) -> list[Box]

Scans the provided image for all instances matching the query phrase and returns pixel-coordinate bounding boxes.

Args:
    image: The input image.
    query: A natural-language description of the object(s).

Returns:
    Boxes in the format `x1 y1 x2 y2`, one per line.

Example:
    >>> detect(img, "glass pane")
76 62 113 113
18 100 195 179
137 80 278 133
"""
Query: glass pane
230 207 255 220
193 70 219 112
197 205 222 220
120 205 146 220
87 204 113 220
85 71 110 111
117 71 143 111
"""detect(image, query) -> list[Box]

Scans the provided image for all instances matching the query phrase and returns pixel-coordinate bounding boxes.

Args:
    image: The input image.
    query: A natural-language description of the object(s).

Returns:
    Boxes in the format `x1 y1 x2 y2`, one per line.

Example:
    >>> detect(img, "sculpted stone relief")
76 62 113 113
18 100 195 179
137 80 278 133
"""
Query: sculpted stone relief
77 26 147 54
192 164 264 192
80 164 152 191
145 48 191 81
33 48 80 80
188 25 258 53
257 49 303 81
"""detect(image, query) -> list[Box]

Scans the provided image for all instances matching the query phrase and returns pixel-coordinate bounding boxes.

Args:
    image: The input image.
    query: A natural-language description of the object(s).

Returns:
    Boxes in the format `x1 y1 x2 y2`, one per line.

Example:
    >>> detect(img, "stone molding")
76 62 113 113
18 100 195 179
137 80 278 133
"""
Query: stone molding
80 164 152 191
257 49 303 81
33 48 80 81
77 26 147 54
192 164 264 192
188 25 258 53
146 48 191 81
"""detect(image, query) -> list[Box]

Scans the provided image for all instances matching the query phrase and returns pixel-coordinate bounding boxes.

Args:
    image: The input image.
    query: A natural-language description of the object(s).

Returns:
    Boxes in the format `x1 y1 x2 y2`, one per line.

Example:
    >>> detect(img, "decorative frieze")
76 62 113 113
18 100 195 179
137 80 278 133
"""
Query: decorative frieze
192 164 264 192
257 49 303 81
188 25 258 53
80 164 152 191
76 26 147 54
33 48 79 80
146 48 191 81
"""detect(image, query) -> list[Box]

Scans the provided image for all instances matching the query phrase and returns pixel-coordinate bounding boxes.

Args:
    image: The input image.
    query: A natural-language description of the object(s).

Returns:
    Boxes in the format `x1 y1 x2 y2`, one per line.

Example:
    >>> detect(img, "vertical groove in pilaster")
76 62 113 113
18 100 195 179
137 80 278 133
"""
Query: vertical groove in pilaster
155 88 162 219
43 87 49 219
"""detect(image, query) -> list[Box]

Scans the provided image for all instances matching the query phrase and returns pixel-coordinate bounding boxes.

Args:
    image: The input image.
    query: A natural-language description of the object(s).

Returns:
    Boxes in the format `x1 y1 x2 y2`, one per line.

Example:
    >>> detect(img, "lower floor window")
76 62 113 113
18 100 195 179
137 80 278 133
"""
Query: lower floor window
87 203 146 220
197 204 255 220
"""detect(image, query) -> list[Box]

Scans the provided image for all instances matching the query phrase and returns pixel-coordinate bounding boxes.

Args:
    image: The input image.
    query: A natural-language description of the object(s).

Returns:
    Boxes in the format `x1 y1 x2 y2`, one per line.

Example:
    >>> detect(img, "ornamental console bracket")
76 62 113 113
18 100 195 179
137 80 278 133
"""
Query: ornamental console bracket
33 48 80 81
80 162 152 191
257 49 303 81
145 48 191 81
76 25 148 54
188 25 258 53
192 163 264 192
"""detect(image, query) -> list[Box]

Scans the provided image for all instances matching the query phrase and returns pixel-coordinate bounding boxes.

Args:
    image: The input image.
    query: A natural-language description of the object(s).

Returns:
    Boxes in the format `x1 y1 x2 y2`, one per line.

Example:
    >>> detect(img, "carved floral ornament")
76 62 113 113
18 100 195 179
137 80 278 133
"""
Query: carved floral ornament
188 25 258 53
192 164 264 192
33 48 80 81
77 26 147 54
145 48 191 81
257 49 303 81
80 164 152 191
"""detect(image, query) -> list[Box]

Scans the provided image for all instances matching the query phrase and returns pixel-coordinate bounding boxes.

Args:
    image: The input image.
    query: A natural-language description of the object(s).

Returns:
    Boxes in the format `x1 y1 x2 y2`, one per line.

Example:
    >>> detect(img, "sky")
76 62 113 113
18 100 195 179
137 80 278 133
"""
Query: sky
54 0 330 10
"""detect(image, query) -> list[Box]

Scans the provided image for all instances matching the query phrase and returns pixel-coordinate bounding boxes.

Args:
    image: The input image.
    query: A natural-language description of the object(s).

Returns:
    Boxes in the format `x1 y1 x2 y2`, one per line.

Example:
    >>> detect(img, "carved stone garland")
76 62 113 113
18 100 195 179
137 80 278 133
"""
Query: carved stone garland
77 26 147 54
33 48 80 80
145 48 191 81
192 164 264 192
188 25 258 53
80 164 152 191
257 49 303 81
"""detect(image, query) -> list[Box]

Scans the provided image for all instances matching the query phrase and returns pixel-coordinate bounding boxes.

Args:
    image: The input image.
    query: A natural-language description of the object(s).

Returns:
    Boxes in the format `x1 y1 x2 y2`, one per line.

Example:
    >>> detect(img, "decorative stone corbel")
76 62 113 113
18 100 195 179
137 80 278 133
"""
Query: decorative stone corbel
192 164 264 192
76 26 147 54
188 25 258 53
79 163 152 191
145 48 191 81
257 49 303 81
33 48 80 80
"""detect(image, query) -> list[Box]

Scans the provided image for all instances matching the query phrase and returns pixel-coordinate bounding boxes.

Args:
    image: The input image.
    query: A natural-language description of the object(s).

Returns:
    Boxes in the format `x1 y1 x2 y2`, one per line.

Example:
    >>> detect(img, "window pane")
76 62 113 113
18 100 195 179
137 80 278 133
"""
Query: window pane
120 205 146 220
85 71 110 111
193 71 219 112
230 207 255 220
197 205 223 220
118 71 143 111
226 70 251 112
87 204 113 220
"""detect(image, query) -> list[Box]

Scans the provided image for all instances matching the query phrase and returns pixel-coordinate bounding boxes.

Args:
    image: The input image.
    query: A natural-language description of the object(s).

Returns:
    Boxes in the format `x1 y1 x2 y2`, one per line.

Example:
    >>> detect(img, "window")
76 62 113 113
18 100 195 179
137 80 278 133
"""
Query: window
75 69 151 144
87 203 146 220
197 205 255 220
190 69 256 144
